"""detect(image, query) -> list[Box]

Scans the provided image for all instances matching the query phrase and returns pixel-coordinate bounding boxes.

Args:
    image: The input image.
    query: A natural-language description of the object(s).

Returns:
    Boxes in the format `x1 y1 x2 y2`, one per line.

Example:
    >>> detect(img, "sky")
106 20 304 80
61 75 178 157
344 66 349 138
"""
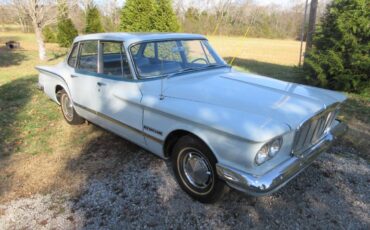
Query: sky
254 0 301 6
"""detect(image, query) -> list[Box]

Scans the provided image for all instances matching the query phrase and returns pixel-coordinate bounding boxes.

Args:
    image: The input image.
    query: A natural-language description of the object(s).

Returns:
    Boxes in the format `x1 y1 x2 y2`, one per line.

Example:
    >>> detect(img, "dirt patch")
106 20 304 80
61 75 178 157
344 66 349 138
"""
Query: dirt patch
0 121 101 203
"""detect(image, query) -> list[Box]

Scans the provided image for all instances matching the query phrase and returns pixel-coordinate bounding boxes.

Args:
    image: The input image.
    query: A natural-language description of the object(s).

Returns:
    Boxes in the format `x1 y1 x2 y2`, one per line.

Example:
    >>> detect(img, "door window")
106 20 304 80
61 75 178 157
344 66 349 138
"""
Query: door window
78 41 98 73
101 41 132 79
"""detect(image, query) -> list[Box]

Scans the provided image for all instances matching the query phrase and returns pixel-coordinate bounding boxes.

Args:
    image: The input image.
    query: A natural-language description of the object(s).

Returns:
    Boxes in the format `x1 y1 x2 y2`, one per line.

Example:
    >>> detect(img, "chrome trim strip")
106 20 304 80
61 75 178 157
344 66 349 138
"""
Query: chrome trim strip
73 102 163 144
35 67 63 79
216 121 347 196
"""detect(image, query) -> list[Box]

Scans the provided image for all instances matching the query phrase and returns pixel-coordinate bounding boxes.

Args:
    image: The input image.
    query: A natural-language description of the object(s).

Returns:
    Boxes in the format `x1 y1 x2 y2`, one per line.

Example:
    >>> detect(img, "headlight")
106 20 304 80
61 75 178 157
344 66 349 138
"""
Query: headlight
255 137 283 165
269 138 282 157
255 144 269 165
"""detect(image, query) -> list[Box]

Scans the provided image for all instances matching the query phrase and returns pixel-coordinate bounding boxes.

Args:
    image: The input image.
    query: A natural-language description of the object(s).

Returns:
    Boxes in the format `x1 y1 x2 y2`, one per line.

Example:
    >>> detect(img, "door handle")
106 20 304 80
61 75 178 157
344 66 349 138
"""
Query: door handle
97 82 106 86
71 74 78 78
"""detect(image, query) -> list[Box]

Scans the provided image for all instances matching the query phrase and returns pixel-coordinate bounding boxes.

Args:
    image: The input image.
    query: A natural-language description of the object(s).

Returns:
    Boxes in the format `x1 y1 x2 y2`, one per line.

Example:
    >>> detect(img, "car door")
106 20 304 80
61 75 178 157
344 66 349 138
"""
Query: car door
68 40 102 121
95 40 145 146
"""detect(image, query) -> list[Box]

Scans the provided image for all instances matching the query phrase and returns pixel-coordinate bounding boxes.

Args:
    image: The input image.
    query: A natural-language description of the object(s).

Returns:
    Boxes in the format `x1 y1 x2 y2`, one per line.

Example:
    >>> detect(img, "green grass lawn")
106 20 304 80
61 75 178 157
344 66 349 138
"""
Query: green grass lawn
0 33 63 156
0 32 369 201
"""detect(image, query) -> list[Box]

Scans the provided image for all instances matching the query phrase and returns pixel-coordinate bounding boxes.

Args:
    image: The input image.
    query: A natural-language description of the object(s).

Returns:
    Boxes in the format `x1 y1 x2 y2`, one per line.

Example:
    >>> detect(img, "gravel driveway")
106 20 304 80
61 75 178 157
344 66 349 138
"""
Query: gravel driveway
0 133 369 229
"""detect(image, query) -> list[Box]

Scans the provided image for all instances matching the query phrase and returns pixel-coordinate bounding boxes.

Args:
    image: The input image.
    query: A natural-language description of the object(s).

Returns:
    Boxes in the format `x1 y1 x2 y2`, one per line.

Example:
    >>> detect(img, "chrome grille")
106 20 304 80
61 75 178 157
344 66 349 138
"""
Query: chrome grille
292 105 339 155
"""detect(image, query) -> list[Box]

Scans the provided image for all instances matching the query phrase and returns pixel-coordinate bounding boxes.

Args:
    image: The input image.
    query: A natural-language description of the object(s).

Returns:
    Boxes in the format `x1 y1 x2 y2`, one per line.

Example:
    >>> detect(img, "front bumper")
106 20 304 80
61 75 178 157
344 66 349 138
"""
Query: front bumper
216 121 348 196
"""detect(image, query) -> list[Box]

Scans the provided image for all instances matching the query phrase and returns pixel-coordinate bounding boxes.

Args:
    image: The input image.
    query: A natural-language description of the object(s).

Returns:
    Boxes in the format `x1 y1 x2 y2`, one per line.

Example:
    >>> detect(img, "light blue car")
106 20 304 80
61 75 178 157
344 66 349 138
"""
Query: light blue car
36 33 347 203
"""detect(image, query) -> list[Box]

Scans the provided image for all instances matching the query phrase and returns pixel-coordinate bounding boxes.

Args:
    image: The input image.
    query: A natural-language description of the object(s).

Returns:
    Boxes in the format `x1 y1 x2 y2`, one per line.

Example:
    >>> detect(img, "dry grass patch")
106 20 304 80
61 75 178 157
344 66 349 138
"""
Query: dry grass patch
208 36 304 66
0 121 93 202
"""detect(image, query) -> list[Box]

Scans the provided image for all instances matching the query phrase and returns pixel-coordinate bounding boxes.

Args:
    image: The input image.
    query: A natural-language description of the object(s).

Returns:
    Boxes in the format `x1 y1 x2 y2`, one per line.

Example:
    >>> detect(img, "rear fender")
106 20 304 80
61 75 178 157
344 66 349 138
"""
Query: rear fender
36 66 71 104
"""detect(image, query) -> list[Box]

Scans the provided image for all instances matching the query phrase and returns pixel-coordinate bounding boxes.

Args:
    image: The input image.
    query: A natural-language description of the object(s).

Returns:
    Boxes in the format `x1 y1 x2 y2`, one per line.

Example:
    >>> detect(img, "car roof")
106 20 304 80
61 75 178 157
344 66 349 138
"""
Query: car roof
73 32 207 45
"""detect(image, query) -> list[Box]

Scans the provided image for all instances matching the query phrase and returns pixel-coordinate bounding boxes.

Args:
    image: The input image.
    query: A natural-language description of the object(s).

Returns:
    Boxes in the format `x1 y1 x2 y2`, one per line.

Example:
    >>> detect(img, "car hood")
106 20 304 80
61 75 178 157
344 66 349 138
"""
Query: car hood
163 68 346 129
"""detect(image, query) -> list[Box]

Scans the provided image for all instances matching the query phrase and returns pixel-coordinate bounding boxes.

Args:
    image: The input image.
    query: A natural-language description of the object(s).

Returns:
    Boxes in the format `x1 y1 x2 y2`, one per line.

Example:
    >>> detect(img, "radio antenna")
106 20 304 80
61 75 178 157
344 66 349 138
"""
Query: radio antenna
160 75 165 100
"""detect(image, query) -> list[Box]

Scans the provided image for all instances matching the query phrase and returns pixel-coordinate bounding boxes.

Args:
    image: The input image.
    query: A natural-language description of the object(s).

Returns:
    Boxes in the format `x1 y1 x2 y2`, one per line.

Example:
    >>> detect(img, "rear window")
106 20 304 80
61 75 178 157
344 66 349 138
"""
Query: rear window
67 43 79 67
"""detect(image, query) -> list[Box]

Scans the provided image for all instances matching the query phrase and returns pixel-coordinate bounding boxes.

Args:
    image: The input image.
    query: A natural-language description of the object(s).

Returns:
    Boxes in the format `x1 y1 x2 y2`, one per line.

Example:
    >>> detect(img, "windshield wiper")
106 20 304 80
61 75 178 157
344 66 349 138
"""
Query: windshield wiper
163 67 198 78
206 64 230 68
182 67 200 72
163 65 229 79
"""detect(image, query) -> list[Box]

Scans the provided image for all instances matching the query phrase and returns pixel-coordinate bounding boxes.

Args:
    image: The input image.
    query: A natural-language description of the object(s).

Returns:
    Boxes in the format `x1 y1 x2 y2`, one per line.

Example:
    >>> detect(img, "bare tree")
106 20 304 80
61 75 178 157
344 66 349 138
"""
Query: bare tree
100 0 121 31
10 0 57 60
210 0 233 35
173 0 187 20
66 0 85 32
78 0 93 14
2 0 30 32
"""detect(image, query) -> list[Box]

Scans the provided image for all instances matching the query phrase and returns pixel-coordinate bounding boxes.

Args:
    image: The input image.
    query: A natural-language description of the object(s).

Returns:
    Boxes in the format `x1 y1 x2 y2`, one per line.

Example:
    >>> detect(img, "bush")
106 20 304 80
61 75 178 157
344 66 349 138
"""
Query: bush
303 0 370 93
85 5 104 33
56 0 78 47
154 0 180 32
120 0 156 32
42 26 57 43
57 18 78 47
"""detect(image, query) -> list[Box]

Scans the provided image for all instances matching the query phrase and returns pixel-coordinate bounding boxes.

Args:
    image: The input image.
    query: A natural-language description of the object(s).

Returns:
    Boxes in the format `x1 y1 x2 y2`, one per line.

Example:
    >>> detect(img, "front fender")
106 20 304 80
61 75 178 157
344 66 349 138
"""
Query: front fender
142 96 292 172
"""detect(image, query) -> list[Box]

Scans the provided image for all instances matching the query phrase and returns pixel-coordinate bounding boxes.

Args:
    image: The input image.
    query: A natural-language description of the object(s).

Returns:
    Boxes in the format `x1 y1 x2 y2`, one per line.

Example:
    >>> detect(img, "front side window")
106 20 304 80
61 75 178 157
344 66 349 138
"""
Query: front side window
143 43 155 58
67 43 79 67
130 39 225 79
101 41 132 79
78 41 98 73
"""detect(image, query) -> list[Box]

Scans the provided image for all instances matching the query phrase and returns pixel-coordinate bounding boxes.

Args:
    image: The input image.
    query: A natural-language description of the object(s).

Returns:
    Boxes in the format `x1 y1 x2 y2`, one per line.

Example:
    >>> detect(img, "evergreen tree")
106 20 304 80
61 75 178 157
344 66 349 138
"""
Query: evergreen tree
120 0 157 32
57 0 78 47
43 26 57 43
154 0 180 32
303 0 369 93
85 5 104 33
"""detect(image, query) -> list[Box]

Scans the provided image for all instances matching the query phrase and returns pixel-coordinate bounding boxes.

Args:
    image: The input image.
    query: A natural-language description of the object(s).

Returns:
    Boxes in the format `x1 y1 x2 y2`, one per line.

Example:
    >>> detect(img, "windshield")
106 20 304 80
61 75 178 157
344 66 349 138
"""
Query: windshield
130 39 226 79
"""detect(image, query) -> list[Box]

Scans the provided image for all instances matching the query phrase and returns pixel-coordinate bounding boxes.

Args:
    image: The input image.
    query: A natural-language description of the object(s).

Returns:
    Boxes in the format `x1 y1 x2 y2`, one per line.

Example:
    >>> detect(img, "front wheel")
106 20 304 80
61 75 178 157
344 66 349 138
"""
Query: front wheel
59 89 84 125
172 135 227 203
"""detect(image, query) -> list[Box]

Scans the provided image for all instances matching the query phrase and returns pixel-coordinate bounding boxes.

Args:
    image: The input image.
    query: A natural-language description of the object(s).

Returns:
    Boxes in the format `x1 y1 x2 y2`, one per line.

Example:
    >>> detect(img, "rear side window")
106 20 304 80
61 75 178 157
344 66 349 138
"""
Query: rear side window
78 41 98 73
67 43 79 67
101 41 132 79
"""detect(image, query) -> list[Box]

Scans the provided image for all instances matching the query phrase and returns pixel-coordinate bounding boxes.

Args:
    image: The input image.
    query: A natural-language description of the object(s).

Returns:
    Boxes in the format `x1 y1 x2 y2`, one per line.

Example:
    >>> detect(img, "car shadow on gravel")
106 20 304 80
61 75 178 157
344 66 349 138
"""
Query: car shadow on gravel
61 126 369 229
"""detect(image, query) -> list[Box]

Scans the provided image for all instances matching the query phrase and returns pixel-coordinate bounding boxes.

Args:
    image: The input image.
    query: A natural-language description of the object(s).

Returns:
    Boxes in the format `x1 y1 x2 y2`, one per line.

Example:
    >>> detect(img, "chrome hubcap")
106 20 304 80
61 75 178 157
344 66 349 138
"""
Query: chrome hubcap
182 151 212 189
61 94 73 121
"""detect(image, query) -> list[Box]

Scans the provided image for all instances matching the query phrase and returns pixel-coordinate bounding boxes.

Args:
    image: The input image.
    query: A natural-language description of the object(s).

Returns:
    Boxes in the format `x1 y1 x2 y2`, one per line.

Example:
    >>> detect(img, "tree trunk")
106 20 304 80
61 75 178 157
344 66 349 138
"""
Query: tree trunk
34 24 46 61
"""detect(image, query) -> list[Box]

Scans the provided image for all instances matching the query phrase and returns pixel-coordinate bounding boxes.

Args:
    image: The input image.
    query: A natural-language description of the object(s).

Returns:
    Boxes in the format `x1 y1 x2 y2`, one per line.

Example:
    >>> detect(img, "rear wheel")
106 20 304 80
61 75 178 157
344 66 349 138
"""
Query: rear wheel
172 135 227 203
59 89 84 125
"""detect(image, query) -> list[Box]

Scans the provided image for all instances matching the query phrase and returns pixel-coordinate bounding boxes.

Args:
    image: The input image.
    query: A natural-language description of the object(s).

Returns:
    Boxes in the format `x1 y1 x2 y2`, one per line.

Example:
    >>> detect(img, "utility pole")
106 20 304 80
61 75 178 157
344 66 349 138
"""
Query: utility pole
298 0 309 66
305 0 318 53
